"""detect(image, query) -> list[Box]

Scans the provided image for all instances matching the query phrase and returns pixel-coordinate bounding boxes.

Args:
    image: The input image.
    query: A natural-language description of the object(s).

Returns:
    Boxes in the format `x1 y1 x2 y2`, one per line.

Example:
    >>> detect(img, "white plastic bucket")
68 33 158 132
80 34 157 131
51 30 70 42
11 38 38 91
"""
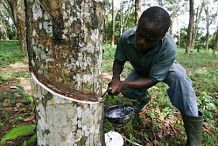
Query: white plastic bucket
105 131 124 146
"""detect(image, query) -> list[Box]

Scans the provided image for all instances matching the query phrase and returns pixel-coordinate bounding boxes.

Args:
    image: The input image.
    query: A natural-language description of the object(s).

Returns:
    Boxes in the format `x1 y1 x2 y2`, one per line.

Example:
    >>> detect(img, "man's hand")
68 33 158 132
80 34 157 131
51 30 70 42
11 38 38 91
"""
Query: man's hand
107 79 124 95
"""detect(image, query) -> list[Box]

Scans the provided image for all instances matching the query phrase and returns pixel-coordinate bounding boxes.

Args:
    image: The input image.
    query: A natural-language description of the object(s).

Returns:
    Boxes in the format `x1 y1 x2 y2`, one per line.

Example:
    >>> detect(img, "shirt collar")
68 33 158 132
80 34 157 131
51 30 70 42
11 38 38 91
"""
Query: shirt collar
127 27 137 45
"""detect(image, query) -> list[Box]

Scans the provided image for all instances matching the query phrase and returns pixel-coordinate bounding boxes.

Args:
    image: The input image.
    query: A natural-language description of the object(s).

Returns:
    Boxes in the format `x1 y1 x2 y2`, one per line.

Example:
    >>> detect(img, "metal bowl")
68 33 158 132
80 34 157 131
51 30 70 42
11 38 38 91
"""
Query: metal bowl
104 105 135 126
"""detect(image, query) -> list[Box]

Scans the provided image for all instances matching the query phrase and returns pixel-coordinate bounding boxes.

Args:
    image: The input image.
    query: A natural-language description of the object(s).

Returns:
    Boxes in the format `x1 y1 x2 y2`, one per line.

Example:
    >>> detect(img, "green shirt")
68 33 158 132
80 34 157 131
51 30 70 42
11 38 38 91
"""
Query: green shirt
115 27 177 82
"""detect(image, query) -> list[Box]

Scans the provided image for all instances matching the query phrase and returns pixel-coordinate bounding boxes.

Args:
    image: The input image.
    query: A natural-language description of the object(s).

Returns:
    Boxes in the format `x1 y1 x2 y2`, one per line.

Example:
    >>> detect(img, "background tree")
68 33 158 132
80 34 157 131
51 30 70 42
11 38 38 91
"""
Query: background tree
214 27 218 54
191 1 203 52
25 0 105 145
0 12 8 40
135 0 141 25
164 0 187 47
120 0 134 35
204 0 210 50
111 0 115 47
185 0 195 54
1 0 26 52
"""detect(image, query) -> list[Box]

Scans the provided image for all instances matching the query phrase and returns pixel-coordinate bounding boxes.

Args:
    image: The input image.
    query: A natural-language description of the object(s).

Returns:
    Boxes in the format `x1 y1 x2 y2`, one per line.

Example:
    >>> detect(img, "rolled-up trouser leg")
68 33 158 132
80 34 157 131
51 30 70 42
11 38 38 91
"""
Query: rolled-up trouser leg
163 62 198 117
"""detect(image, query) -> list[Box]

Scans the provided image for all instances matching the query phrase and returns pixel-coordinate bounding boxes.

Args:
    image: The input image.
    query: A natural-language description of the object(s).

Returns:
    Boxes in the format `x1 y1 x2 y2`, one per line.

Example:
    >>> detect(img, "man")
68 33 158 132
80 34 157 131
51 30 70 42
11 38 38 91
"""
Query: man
107 6 203 146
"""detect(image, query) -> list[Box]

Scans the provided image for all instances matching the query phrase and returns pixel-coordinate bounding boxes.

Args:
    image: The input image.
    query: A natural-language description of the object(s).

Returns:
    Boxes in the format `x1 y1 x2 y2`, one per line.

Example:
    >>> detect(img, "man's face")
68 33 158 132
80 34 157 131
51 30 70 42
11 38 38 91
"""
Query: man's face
135 18 165 53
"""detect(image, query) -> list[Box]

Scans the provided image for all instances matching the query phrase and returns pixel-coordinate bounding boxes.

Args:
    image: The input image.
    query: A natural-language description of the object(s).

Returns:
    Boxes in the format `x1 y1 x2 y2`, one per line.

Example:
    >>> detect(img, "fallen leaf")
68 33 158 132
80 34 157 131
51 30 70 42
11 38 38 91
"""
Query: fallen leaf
23 116 35 122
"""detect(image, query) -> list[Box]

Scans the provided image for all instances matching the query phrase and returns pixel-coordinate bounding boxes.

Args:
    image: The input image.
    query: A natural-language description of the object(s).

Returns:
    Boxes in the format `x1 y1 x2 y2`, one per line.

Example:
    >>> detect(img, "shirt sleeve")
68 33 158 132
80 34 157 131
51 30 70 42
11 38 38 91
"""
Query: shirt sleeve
114 36 127 63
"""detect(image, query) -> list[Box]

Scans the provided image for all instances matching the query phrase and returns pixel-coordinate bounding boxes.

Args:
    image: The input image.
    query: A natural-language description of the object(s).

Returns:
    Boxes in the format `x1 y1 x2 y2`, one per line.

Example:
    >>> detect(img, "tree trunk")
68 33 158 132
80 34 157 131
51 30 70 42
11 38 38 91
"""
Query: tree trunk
111 0 115 47
0 15 8 40
120 0 124 35
214 28 218 55
169 15 174 35
204 3 210 50
119 0 133 35
25 0 105 145
177 29 181 47
16 0 26 52
3 0 26 52
185 0 194 54
135 0 141 25
191 3 203 52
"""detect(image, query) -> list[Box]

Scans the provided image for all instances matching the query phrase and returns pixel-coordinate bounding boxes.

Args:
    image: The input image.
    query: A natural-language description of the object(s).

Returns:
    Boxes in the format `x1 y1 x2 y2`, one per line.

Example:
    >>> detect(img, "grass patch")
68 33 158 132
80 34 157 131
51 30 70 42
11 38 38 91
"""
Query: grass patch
176 49 218 69
0 41 26 68
0 71 29 84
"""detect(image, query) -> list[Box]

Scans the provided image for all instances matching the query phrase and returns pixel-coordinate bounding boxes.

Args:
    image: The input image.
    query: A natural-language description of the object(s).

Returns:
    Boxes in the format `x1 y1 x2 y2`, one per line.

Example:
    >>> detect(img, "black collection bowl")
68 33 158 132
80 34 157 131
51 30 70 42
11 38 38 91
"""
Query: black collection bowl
104 105 135 127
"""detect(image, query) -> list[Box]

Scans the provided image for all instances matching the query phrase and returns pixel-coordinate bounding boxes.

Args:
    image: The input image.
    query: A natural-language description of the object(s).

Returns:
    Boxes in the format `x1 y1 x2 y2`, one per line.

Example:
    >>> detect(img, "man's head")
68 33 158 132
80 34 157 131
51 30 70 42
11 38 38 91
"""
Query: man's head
135 6 171 53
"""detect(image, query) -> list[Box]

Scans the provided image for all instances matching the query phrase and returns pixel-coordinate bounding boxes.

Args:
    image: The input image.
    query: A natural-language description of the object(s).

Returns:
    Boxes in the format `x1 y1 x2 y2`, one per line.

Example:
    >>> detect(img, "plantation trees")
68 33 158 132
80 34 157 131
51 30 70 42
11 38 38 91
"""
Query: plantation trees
185 0 194 54
1 0 26 51
25 0 105 145
135 0 141 24
214 28 218 54
111 0 115 47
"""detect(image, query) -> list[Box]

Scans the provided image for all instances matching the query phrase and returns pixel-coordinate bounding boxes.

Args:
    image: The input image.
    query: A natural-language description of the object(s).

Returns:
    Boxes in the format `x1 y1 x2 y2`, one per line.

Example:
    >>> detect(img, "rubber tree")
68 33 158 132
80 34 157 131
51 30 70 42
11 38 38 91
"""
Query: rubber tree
111 0 115 47
214 27 218 54
135 0 141 25
25 0 105 145
0 11 8 40
2 0 26 51
185 0 194 54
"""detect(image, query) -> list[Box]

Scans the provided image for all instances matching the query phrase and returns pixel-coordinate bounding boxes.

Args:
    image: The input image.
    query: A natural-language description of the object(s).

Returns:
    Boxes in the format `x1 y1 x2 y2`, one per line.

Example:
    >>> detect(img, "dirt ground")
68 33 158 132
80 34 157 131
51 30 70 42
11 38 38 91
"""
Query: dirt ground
0 63 31 93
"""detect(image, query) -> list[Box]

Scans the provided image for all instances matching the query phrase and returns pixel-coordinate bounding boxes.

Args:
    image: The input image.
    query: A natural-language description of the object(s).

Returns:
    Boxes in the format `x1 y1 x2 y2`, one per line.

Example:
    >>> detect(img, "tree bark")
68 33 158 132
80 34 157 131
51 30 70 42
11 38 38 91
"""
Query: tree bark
120 0 124 35
3 0 26 52
25 0 105 145
111 0 115 47
135 0 141 25
204 2 210 50
185 0 194 54
214 28 218 55
191 3 203 52
0 15 8 40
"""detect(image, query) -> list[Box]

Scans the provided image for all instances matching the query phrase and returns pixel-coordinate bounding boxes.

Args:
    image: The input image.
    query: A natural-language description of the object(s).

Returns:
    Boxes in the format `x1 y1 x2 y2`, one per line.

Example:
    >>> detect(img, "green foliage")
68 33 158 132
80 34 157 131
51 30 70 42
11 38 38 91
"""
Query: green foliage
1 125 35 143
103 44 133 78
0 41 26 68
0 86 36 145
102 44 115 73
179 27 217 51
24 133 37 146
198 92 217 124
0 41 35 144
104 0 135 44
209 32 218 50
16 86 34 104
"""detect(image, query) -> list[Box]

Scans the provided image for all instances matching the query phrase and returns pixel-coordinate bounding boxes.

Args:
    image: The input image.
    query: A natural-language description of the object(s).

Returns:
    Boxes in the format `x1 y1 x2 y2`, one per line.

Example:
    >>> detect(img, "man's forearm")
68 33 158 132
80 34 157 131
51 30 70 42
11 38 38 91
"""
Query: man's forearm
122 77 156 90
112 60 124 80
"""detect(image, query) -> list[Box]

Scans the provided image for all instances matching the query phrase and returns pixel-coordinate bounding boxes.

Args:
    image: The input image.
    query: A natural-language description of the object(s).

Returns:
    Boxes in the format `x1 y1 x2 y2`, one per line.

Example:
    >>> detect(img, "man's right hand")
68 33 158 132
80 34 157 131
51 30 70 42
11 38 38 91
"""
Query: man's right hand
107 79 123 95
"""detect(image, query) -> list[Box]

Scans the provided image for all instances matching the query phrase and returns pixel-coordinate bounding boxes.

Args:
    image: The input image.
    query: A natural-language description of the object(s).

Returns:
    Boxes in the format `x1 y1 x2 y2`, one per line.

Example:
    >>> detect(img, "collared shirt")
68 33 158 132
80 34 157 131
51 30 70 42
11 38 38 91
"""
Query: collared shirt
115 27 177 82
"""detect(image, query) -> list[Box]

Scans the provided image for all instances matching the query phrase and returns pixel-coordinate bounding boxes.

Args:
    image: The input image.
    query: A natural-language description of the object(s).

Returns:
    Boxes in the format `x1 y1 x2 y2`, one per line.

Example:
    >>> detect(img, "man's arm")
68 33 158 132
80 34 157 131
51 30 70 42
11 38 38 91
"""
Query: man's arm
107 60 124 95
122 77 156 90
112 59 124 80
108 60 156 94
